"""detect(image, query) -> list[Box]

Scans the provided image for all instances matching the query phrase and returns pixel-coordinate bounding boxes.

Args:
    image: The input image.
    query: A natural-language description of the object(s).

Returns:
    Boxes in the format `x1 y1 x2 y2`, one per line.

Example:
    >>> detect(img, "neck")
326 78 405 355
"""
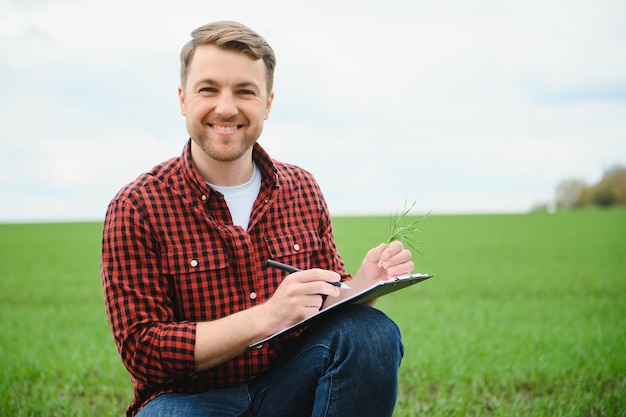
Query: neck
191 141 255 186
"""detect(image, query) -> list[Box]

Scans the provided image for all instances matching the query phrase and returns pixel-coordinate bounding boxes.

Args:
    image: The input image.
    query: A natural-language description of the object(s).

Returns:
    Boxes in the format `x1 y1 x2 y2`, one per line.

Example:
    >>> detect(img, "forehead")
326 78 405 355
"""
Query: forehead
187 44 267 90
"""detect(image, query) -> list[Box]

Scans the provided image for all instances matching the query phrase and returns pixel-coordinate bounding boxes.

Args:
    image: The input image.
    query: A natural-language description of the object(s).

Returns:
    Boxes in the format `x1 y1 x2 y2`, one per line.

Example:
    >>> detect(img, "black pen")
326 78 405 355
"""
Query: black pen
267 260 350 289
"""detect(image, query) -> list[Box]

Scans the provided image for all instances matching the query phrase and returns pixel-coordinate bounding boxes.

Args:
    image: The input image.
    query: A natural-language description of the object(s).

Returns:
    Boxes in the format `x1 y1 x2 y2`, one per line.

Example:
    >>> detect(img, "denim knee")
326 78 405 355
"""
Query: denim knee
311 304 404 362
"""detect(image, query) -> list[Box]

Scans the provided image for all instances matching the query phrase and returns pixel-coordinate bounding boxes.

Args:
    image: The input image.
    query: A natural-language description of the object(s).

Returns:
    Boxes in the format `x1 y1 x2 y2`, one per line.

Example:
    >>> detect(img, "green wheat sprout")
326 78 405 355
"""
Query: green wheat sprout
379 200 428 266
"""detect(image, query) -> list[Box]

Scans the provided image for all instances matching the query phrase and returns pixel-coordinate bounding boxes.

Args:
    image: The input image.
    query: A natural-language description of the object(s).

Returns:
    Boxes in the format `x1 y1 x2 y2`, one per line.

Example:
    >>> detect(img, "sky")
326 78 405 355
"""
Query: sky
1 0 625 222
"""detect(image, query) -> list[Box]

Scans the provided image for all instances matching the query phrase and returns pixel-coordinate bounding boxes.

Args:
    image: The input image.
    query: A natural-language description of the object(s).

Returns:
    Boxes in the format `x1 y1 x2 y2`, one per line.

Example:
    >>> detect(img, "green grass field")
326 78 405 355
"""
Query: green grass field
1 209 625 416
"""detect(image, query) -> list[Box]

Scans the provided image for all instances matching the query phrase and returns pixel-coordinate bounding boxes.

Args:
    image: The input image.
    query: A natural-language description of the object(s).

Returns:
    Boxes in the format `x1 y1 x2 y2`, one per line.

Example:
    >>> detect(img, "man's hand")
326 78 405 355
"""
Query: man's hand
194 268 340 372
359 241 414 282
320 241 415 309
262 269 341 329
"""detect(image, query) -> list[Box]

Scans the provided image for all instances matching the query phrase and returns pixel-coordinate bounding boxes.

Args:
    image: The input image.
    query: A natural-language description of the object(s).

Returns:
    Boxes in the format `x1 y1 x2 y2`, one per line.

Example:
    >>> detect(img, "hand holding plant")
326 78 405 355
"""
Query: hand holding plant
378 200 428 267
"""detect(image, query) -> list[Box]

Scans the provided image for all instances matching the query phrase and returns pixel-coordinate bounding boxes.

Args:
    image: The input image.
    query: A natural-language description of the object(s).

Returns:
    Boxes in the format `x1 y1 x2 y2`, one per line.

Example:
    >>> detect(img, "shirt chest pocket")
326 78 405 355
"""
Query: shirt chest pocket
265 230 322 269
161 247 230 320
162 248 229 274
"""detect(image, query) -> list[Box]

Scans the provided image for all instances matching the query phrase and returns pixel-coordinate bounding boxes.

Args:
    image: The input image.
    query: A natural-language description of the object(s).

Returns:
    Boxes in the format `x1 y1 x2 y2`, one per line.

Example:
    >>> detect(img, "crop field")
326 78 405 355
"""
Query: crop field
1 209 625 416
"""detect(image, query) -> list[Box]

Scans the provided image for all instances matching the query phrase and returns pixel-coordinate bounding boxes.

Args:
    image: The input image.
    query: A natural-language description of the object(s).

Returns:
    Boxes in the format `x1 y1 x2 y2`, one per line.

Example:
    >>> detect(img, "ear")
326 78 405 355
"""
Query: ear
264 91 274 120
178 86 187 116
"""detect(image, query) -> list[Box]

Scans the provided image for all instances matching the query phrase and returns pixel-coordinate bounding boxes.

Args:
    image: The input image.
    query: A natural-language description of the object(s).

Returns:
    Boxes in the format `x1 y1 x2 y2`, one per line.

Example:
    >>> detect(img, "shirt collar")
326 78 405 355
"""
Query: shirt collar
180 139 279 194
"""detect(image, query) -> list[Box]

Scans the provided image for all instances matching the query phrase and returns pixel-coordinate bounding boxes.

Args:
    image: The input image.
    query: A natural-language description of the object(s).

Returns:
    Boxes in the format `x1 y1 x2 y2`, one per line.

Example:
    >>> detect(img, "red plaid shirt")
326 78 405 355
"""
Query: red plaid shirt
101 140 347 416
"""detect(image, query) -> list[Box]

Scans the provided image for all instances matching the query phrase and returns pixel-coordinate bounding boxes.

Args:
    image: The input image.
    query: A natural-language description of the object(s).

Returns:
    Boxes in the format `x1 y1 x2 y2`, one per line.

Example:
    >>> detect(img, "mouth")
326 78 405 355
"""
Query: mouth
210 123 244 133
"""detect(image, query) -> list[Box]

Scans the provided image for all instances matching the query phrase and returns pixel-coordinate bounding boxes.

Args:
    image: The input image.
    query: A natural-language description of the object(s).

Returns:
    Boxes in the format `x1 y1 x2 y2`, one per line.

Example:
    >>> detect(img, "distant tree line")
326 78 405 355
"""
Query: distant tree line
555 164 626 209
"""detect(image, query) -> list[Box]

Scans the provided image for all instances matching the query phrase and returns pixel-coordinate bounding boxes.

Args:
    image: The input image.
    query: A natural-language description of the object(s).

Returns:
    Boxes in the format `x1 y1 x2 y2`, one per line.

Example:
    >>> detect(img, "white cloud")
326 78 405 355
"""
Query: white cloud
1 0 625 221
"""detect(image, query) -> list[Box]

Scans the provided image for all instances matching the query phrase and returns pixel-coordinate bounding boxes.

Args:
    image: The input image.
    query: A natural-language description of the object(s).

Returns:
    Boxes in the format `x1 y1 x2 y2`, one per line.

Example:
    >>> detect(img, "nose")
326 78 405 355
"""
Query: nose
215 91 238 118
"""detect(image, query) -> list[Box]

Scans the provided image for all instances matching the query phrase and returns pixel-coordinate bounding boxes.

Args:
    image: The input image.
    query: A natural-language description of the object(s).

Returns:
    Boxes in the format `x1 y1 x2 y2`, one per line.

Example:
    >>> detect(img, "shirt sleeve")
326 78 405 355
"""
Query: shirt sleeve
101 196 197 384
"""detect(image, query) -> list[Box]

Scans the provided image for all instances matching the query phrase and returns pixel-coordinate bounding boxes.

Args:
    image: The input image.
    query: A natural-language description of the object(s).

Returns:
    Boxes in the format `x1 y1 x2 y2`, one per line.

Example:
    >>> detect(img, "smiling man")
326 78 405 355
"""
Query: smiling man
181 43 272 182
101 21 414 417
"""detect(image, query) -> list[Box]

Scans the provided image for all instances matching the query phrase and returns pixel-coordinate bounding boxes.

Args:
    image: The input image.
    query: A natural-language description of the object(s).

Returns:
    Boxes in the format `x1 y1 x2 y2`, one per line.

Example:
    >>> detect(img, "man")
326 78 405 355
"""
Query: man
101 21 414 417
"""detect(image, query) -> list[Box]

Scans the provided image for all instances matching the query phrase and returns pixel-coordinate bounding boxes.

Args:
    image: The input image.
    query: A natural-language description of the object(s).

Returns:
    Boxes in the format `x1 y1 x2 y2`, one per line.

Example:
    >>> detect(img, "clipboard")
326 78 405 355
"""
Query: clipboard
249 273 433 347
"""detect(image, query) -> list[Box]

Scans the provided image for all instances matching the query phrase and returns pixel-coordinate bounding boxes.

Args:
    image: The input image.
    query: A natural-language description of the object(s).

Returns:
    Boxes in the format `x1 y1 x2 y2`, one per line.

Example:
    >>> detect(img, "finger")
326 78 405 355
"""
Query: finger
385 247 412 263
378 241 405 265
303 294 326 309
286 272 341 298
304 280 341 298
366 243 387 266
380 248 413 273
384 240 405 255
385 260 415 277
366 243 387 260
289 269 342 286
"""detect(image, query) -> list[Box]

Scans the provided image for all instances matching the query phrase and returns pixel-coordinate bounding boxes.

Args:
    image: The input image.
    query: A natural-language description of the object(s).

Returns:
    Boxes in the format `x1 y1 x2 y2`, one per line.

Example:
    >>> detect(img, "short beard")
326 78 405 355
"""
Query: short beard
189 127 259 162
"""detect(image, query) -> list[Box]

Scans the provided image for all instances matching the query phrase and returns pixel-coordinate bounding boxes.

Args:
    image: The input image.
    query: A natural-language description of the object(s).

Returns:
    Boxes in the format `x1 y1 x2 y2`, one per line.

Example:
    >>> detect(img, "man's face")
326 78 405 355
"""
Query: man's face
179 44 273 163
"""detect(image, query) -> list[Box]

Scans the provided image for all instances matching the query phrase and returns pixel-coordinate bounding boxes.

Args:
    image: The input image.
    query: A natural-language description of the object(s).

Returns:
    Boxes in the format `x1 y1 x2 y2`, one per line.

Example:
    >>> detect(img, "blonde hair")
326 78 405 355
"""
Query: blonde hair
180 21 276 94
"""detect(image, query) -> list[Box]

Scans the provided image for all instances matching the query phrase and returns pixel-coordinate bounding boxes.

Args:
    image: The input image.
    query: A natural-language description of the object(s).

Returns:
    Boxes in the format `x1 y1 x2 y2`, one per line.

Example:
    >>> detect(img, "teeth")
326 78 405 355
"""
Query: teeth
214 125 238 132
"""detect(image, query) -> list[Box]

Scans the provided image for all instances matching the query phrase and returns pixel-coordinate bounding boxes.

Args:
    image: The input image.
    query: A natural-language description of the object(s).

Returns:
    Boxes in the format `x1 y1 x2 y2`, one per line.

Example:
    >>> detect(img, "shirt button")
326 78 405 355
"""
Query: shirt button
190 259 198 267
250 292 257 300
256 344 263 349
294 244 300 251
201 195 207 201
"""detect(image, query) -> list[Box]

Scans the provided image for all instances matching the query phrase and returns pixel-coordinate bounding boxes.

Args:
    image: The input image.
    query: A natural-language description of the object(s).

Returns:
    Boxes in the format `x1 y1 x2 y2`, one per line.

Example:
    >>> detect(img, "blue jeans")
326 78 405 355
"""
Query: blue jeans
137 304 404 417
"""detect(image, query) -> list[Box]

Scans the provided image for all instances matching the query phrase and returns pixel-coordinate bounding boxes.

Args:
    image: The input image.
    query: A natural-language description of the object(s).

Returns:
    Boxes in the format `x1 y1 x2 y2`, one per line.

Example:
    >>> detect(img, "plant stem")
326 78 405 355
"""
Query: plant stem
378 200 427 267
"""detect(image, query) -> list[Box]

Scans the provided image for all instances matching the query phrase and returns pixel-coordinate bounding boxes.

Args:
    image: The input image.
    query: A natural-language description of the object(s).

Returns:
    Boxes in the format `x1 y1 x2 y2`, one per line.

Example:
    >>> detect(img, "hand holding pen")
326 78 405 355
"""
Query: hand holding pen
267 260 350 289
249 260 350 339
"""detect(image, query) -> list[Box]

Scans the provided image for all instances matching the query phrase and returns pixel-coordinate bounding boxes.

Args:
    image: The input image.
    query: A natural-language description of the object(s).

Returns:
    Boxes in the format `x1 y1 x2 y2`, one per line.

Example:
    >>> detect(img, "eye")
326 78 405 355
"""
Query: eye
238 89 256 96
199 87 217 95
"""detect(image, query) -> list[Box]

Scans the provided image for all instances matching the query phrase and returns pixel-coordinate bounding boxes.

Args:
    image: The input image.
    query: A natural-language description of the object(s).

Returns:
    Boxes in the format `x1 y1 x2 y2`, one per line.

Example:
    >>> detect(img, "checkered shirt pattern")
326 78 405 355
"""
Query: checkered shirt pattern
101 140 347 416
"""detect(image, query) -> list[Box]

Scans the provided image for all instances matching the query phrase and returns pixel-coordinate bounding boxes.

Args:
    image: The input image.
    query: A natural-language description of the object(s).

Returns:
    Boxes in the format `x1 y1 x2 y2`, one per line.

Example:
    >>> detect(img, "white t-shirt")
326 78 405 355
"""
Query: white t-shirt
206 163 262 230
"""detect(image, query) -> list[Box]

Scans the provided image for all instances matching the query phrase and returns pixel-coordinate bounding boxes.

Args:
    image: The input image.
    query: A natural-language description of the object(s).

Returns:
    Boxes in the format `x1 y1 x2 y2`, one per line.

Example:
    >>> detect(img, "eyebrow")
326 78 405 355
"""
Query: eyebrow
193 78 261 91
